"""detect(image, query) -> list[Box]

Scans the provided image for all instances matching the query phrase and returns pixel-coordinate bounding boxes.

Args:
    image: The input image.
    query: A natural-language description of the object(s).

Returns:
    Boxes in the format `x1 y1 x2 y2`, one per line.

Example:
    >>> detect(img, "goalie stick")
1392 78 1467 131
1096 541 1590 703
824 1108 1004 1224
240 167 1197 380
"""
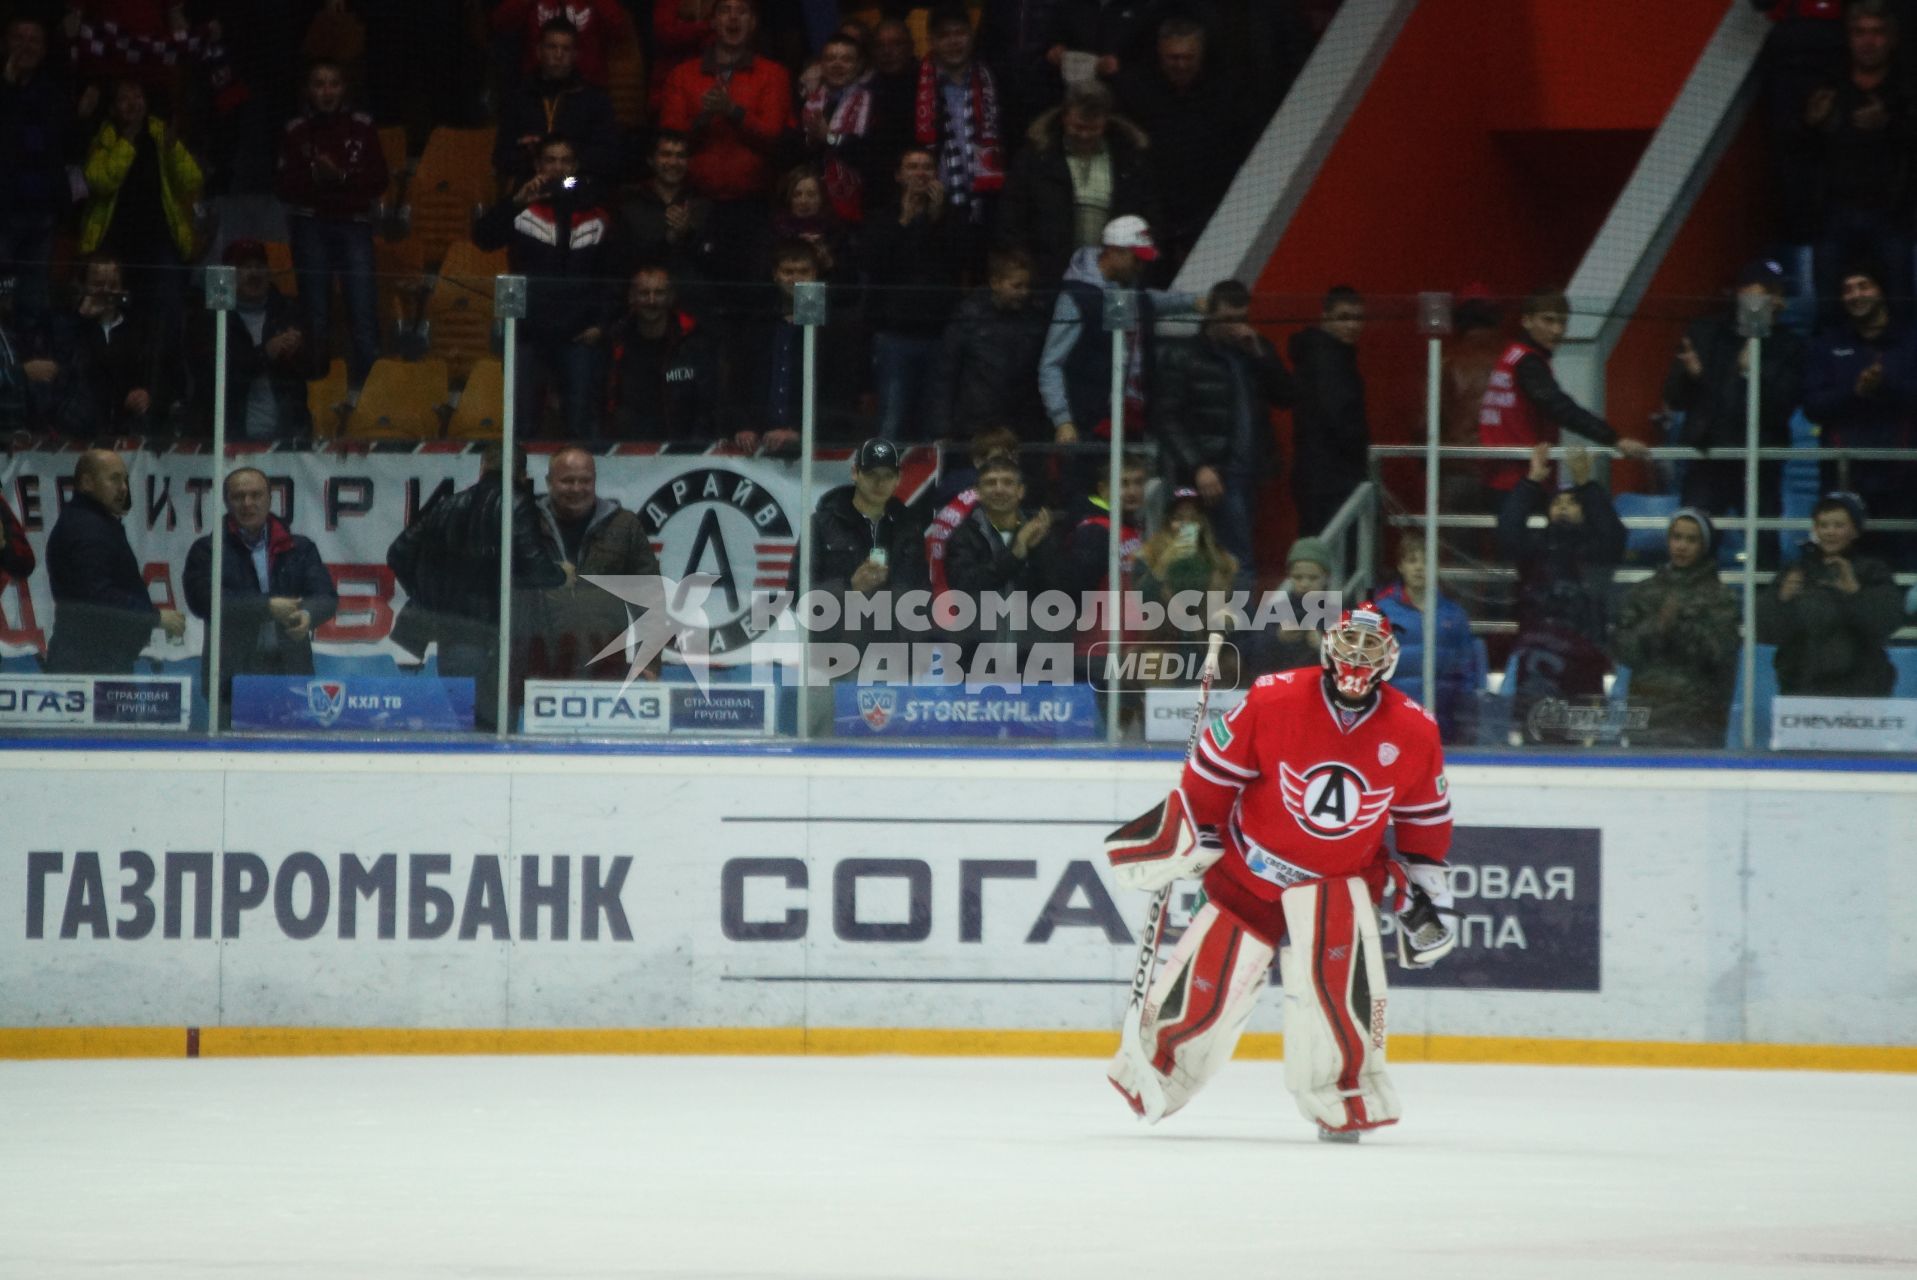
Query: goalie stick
1114 631 1224 1081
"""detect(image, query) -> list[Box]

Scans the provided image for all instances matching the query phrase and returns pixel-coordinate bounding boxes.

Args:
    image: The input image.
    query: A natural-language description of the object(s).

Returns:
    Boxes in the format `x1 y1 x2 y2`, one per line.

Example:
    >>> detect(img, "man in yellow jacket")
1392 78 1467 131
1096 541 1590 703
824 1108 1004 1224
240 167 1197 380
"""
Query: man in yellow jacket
79 81 201 313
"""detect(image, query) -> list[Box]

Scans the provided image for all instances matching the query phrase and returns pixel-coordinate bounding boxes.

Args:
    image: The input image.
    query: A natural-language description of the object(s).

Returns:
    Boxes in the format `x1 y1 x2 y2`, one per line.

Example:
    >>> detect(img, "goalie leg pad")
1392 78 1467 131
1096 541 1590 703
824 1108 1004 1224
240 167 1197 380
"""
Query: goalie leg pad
1107 902 1273 1122
1279 877 1402 1135
1105 790 1221 892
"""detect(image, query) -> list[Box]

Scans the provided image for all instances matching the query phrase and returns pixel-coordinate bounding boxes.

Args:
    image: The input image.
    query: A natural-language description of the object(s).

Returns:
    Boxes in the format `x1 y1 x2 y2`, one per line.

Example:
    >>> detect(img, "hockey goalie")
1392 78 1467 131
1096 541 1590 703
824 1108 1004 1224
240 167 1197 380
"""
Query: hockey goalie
1105 605 1457 1140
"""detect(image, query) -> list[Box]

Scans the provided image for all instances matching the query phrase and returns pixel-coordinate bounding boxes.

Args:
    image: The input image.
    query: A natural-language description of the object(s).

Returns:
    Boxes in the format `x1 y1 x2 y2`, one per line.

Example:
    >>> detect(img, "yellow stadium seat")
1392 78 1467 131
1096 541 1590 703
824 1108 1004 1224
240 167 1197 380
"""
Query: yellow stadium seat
608 33 647 130
447 358 505 440
411 127 497 267
345 358 450 440
263 239 297 299
426 240 508 373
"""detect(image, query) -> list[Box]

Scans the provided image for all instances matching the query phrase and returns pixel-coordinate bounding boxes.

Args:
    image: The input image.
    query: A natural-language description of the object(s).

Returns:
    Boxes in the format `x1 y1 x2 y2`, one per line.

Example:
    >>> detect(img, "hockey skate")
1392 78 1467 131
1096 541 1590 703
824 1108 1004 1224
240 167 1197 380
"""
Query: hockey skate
1316 1124 1362 1144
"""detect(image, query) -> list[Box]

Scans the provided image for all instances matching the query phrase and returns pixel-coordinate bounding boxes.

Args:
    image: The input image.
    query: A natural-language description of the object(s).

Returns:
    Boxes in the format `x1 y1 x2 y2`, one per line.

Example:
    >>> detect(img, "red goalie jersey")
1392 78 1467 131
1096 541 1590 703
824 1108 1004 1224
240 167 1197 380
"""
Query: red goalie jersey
1181 667 1452 945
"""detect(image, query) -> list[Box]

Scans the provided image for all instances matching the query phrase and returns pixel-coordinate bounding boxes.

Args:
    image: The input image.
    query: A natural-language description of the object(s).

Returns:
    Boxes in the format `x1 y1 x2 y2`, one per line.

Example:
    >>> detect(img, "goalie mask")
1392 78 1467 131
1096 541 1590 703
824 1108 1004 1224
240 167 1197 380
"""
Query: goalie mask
1321 604 1399 702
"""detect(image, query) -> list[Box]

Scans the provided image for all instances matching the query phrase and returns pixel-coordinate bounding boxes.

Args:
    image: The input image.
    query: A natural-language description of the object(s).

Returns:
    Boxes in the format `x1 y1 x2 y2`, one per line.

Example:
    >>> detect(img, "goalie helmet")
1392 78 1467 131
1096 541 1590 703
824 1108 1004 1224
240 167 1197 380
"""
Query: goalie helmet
1321 603 1399 701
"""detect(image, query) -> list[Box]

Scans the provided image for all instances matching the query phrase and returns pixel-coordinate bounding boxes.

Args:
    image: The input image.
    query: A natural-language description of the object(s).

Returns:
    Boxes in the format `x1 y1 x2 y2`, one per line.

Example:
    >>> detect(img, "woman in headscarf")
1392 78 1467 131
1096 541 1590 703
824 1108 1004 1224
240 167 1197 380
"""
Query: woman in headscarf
1613 508 1738 747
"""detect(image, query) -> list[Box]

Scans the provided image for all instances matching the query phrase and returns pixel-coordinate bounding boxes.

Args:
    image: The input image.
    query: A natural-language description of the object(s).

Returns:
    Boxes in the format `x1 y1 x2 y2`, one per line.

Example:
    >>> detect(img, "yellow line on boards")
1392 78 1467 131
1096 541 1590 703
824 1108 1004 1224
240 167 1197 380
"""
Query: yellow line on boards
2 1027 1913 1073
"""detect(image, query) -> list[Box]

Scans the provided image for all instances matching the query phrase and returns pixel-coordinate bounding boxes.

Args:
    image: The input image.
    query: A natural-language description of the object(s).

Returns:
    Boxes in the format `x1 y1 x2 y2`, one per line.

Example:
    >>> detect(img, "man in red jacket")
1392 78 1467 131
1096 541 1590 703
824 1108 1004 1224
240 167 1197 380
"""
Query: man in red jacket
276 59 387 386
658 0 791 276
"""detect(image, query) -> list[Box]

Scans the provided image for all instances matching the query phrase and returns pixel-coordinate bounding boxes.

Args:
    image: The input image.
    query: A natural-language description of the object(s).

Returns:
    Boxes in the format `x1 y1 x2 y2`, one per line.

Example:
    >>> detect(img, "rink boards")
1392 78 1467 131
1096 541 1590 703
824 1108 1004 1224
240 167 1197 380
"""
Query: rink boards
2 746 1914 1068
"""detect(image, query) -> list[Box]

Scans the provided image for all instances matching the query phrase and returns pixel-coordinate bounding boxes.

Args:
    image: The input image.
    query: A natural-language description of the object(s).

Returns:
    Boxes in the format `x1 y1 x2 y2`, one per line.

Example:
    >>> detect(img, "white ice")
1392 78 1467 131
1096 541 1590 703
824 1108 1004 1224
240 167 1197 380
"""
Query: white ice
2 1056 1913 1279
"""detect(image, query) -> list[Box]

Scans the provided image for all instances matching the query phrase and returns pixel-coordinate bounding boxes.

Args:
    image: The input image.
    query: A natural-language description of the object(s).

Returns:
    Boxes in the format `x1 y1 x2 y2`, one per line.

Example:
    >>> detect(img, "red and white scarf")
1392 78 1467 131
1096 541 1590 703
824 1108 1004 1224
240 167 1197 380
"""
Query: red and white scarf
802 78 874 224
915 57 1004 204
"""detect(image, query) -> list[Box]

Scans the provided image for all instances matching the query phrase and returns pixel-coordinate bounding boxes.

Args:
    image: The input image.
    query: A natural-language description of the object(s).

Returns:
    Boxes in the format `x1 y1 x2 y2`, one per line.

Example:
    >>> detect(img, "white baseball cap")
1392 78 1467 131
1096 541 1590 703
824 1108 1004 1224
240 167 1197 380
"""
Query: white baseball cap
1101 215 1157 261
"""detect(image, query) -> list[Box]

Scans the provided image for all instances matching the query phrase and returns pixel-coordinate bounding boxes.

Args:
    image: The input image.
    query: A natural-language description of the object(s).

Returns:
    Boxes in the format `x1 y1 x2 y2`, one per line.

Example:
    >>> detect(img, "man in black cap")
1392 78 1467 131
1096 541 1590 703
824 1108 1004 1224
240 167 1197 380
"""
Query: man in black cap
792 439 929 728
1662 258 1806 564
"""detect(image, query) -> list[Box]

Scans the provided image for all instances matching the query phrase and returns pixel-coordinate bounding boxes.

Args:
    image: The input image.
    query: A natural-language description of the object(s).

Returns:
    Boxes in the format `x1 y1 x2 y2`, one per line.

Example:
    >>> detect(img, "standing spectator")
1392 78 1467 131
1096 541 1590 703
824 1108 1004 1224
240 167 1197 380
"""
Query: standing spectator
725 239 863 447
619 130 718 281
494 19 622 186
863 17 920 189
1439 284 1503 516
658 0 794 275
1113 13 1244 272
1477 288 1653 500
1288 285 1371 536
183 465 338 722
188 240 309 441
769 165 850 283
493 0 634 88
913 3 1007 252
864 145 967 441
276 59 386 387
926 425 1024 597
77 80 202 317
607 264 724 440
474 135 620 441
942 451 1063 653
386 445 567 731
1662 259 1806 557
1046 0 1164 82
1803 261 1917 541
1612 509 1738 748
0 15 68 329
926 246 1052 442
1497 443 1628 738
1154 278 1293 579
1253 534 1333 675
651 0 715 117
1376 537 1480 744
1801 0 1912 317
1064 448 1147 664
525 446 661 681
1758 491 1903 696
44 447 185 673
0 483 34 601
45 256 182 437
1038 215 1198 457
999 81 1155 283
799 31 876 225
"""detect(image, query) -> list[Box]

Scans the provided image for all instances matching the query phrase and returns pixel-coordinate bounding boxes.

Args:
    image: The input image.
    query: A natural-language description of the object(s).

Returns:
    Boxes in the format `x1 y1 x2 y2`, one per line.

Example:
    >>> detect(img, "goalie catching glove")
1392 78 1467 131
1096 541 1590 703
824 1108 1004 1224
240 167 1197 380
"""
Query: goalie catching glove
1391 859 1457 968
1105 790 1222 891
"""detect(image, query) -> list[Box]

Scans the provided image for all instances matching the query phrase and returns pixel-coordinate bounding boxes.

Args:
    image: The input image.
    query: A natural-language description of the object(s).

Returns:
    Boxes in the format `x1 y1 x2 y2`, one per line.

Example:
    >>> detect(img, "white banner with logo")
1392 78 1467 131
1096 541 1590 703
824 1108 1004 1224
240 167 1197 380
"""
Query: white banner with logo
521 679 776 735
4 752 1914 1044
1770 697 1917 753
0 675 191 730
1141 686 1247 742
0 447 938 668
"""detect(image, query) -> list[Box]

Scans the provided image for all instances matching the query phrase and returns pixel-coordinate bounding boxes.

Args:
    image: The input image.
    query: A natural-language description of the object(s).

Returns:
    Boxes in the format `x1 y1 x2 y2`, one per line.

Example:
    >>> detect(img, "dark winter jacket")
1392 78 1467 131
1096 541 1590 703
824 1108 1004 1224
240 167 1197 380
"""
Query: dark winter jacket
1287 325 1370 499
791 484 928 649
386 473 567 655
1113 64 1245 243
524 496 661 680
1757 546 1902 696
188 289 312 440
183 515 339 697
998 107 1157 282
941 504 1064 648
1497 478 1628 649
1663 313 1806 452
1153 332 1293 483
1803 319 1917 450
474 182 621 343
494 72 621 182
723 291 865 441
47 308 183 437
618 182 718 280
926 286 1052 439
862 199 967 337
276 106 388 222
43 490 157 674
1047 0 1163 66
1612 557 1739 747
608 309 724 440
0 67 70 231
1799 66 1915 215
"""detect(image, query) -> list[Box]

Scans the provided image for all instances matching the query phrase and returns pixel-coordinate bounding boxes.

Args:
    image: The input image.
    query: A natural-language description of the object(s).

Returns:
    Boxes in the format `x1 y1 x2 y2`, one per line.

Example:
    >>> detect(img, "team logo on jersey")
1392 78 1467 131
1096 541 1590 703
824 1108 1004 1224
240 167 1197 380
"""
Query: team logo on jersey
1378 742 1399 766
1435 773 1448 796
1278 762 1394 840
1207 713 1233 751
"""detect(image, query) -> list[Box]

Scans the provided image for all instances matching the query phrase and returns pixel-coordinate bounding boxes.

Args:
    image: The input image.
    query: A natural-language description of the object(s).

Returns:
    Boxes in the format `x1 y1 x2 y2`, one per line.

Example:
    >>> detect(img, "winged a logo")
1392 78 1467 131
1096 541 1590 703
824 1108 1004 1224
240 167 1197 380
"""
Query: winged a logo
1278 761 1394 840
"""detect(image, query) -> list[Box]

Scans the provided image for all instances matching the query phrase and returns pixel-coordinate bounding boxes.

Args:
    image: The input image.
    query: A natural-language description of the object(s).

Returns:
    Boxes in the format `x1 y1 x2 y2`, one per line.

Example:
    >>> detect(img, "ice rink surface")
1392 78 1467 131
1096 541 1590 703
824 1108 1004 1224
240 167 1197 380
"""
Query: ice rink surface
2 1055 1913 1280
